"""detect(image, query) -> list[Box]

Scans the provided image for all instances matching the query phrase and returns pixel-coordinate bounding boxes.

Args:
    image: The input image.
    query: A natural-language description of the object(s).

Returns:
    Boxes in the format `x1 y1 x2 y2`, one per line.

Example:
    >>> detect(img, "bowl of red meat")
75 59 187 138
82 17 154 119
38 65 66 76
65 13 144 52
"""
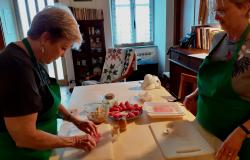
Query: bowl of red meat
108 101 143 121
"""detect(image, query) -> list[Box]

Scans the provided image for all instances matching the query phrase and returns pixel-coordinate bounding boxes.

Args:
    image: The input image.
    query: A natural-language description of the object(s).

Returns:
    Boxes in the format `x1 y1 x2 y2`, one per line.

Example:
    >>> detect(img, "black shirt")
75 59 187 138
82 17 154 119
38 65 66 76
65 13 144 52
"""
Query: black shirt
0 43 53 131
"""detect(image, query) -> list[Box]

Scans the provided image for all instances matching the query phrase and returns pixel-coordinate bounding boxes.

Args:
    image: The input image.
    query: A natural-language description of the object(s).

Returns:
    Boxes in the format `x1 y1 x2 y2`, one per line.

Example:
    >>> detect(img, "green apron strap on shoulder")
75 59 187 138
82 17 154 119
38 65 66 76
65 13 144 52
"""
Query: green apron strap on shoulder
22 38 37 63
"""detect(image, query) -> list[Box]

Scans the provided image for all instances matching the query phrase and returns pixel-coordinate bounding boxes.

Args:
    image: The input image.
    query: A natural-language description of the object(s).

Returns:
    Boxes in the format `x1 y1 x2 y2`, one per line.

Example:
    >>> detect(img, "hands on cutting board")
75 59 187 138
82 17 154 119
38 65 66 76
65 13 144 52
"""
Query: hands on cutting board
215 127 246 160
71 116 101 152
72 134 99 152
74 119 99 137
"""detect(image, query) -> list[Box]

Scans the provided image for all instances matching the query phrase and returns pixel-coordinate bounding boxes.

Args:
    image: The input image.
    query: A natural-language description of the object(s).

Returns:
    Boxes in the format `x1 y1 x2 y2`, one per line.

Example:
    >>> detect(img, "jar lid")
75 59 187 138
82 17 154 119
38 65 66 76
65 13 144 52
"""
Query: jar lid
105 93 115 100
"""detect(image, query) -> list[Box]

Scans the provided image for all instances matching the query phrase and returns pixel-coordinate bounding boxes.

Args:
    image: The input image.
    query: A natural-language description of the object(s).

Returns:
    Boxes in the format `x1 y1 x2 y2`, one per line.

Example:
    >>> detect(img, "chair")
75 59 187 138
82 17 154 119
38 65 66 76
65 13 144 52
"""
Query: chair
178 73 197 115
82 48 136 85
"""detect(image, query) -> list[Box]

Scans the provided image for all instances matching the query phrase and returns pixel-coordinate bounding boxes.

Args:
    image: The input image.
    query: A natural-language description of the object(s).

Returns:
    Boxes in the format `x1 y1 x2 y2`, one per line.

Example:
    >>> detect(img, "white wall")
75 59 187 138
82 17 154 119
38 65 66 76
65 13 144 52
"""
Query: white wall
59 0 112 82
0 0 176 82
0 0 19 45
154 0 166 74
60 0 174 81
180 0 200 37
165 0 174 72
154 0 174 73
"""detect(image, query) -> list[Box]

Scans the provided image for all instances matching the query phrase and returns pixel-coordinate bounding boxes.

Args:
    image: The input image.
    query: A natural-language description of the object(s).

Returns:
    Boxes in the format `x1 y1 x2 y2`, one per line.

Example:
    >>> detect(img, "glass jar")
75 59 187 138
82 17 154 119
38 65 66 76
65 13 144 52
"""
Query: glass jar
102 93 117 116
111 123 120 142
119 117 127 132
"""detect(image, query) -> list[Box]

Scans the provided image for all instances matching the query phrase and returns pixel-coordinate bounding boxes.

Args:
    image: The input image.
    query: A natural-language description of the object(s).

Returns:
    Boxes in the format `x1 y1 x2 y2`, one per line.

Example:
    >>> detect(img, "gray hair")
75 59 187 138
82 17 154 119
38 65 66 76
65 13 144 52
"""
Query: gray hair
27 4 82 47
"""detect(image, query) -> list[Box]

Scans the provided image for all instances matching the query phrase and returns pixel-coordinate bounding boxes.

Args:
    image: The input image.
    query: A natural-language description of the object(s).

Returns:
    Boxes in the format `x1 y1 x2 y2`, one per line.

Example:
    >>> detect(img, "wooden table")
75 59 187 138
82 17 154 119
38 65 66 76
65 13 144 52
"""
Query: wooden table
50 81 222 160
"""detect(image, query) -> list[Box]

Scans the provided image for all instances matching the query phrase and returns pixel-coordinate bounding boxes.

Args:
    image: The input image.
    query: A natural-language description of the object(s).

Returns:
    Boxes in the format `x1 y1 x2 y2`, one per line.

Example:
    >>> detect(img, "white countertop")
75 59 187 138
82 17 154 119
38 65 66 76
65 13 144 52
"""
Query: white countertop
50 81 222 160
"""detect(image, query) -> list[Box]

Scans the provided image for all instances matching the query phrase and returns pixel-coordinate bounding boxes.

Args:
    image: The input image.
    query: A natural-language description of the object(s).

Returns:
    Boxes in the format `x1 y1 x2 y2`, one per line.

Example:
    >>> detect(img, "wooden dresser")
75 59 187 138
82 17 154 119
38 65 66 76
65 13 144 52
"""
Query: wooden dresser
169 47 208 97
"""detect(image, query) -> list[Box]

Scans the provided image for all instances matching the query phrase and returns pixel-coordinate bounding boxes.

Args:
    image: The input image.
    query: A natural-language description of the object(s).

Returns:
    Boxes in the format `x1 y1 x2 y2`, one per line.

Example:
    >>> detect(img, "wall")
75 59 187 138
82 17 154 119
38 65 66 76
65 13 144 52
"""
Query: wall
0 0 19 45
154 0 166 74
180 0 200 37
59 0 112 82
154 0 174 73
165 0 174 72
60 0 173 81
61 0 171 81
63 0 202 76
0 0 173 82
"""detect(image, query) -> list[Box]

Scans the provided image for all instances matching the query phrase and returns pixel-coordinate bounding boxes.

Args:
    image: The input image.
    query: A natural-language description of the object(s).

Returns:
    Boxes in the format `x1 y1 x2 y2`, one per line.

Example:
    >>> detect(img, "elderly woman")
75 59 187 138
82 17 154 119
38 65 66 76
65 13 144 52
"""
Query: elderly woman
0 6 99 160
184 0 250 159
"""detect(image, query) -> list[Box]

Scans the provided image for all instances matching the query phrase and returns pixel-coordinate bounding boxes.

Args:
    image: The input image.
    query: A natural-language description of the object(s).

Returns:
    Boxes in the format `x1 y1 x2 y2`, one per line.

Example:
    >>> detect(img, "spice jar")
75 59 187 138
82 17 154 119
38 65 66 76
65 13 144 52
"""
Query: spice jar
119 117 127 132
111 124 120 142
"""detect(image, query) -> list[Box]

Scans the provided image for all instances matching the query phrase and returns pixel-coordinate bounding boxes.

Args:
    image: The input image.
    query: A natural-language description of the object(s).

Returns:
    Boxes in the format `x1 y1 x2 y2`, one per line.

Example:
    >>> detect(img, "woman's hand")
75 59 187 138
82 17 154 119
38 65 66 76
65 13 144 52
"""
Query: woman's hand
58 105 99 137
215 127 246 160
183 93 197 115
73 118 99 137
72 134 97 152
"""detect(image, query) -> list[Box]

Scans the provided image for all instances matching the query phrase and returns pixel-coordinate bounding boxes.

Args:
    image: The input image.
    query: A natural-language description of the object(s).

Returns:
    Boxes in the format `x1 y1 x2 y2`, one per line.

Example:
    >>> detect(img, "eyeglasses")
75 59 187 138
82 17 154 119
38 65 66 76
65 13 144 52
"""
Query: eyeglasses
211 9 225 17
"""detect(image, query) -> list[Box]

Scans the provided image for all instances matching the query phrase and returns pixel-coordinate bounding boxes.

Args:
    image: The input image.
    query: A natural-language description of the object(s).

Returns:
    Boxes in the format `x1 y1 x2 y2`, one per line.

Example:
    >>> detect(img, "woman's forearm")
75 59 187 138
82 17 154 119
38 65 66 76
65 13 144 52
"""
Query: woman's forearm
58 104 78 124
16 129 75 150
233 119 250 140
242 119 250 133
5 113 87 151
242 119 250 136
191 88 198 97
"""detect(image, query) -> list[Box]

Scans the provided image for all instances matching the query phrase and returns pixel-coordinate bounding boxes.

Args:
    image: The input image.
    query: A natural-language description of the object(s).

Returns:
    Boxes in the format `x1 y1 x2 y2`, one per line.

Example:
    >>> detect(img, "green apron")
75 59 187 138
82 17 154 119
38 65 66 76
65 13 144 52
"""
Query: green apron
197 25 250 159
0 38 61 160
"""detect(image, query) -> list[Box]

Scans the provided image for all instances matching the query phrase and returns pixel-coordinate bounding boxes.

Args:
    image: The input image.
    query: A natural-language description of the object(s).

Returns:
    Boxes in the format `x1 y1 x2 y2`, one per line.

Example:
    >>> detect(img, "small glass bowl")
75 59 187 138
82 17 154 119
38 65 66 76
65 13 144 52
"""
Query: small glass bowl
87 111 106 125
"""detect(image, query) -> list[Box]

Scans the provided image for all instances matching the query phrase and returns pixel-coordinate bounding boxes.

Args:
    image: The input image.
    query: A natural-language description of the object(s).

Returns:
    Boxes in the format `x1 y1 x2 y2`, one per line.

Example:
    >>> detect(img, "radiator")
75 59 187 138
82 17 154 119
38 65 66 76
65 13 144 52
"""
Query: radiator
135 46 158 65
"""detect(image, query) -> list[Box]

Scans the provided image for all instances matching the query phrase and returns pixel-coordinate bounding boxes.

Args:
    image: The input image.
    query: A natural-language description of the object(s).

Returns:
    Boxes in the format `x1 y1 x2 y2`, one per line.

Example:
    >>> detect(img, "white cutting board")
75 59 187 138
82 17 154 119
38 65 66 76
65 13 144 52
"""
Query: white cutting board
58 124 114 160
149 121 215 160
113 124 164 160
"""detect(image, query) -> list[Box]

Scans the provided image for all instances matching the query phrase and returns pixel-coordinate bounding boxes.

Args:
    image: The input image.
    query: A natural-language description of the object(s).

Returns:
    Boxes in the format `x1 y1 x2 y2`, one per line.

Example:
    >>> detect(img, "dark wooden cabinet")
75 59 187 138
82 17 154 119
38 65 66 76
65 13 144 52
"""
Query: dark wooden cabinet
72 20 106 85
169 47 208 97
127 63 158 81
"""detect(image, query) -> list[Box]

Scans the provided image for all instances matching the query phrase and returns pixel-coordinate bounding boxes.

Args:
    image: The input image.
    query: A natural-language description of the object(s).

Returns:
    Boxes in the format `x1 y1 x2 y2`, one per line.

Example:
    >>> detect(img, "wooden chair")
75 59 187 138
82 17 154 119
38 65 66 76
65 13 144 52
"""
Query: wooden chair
178 73 197 115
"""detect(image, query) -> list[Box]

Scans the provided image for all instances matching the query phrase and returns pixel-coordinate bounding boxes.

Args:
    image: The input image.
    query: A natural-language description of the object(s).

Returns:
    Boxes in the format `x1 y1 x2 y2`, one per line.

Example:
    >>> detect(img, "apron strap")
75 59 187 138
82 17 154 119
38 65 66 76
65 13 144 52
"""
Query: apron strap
22 38 37 65
22 38 48 86
208 33 227 58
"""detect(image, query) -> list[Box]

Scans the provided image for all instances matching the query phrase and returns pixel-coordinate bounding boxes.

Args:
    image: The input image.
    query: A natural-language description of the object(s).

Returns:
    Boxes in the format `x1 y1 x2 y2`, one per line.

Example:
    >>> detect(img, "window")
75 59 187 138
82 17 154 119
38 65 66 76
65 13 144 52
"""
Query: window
16 0 55 37
111 0 154 46
14 0 68 85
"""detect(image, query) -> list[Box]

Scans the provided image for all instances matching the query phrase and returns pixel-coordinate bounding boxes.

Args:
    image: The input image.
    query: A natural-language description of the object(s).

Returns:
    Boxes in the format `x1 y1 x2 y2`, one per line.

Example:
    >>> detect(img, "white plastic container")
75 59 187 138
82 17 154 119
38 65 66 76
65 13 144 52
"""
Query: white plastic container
143 102 185 118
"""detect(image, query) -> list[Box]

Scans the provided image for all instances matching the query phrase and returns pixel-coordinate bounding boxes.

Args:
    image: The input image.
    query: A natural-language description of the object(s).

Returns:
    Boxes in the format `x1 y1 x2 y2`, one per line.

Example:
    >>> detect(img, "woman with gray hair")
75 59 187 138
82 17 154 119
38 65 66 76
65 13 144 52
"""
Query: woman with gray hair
0 6 99 160
184 0 250 159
